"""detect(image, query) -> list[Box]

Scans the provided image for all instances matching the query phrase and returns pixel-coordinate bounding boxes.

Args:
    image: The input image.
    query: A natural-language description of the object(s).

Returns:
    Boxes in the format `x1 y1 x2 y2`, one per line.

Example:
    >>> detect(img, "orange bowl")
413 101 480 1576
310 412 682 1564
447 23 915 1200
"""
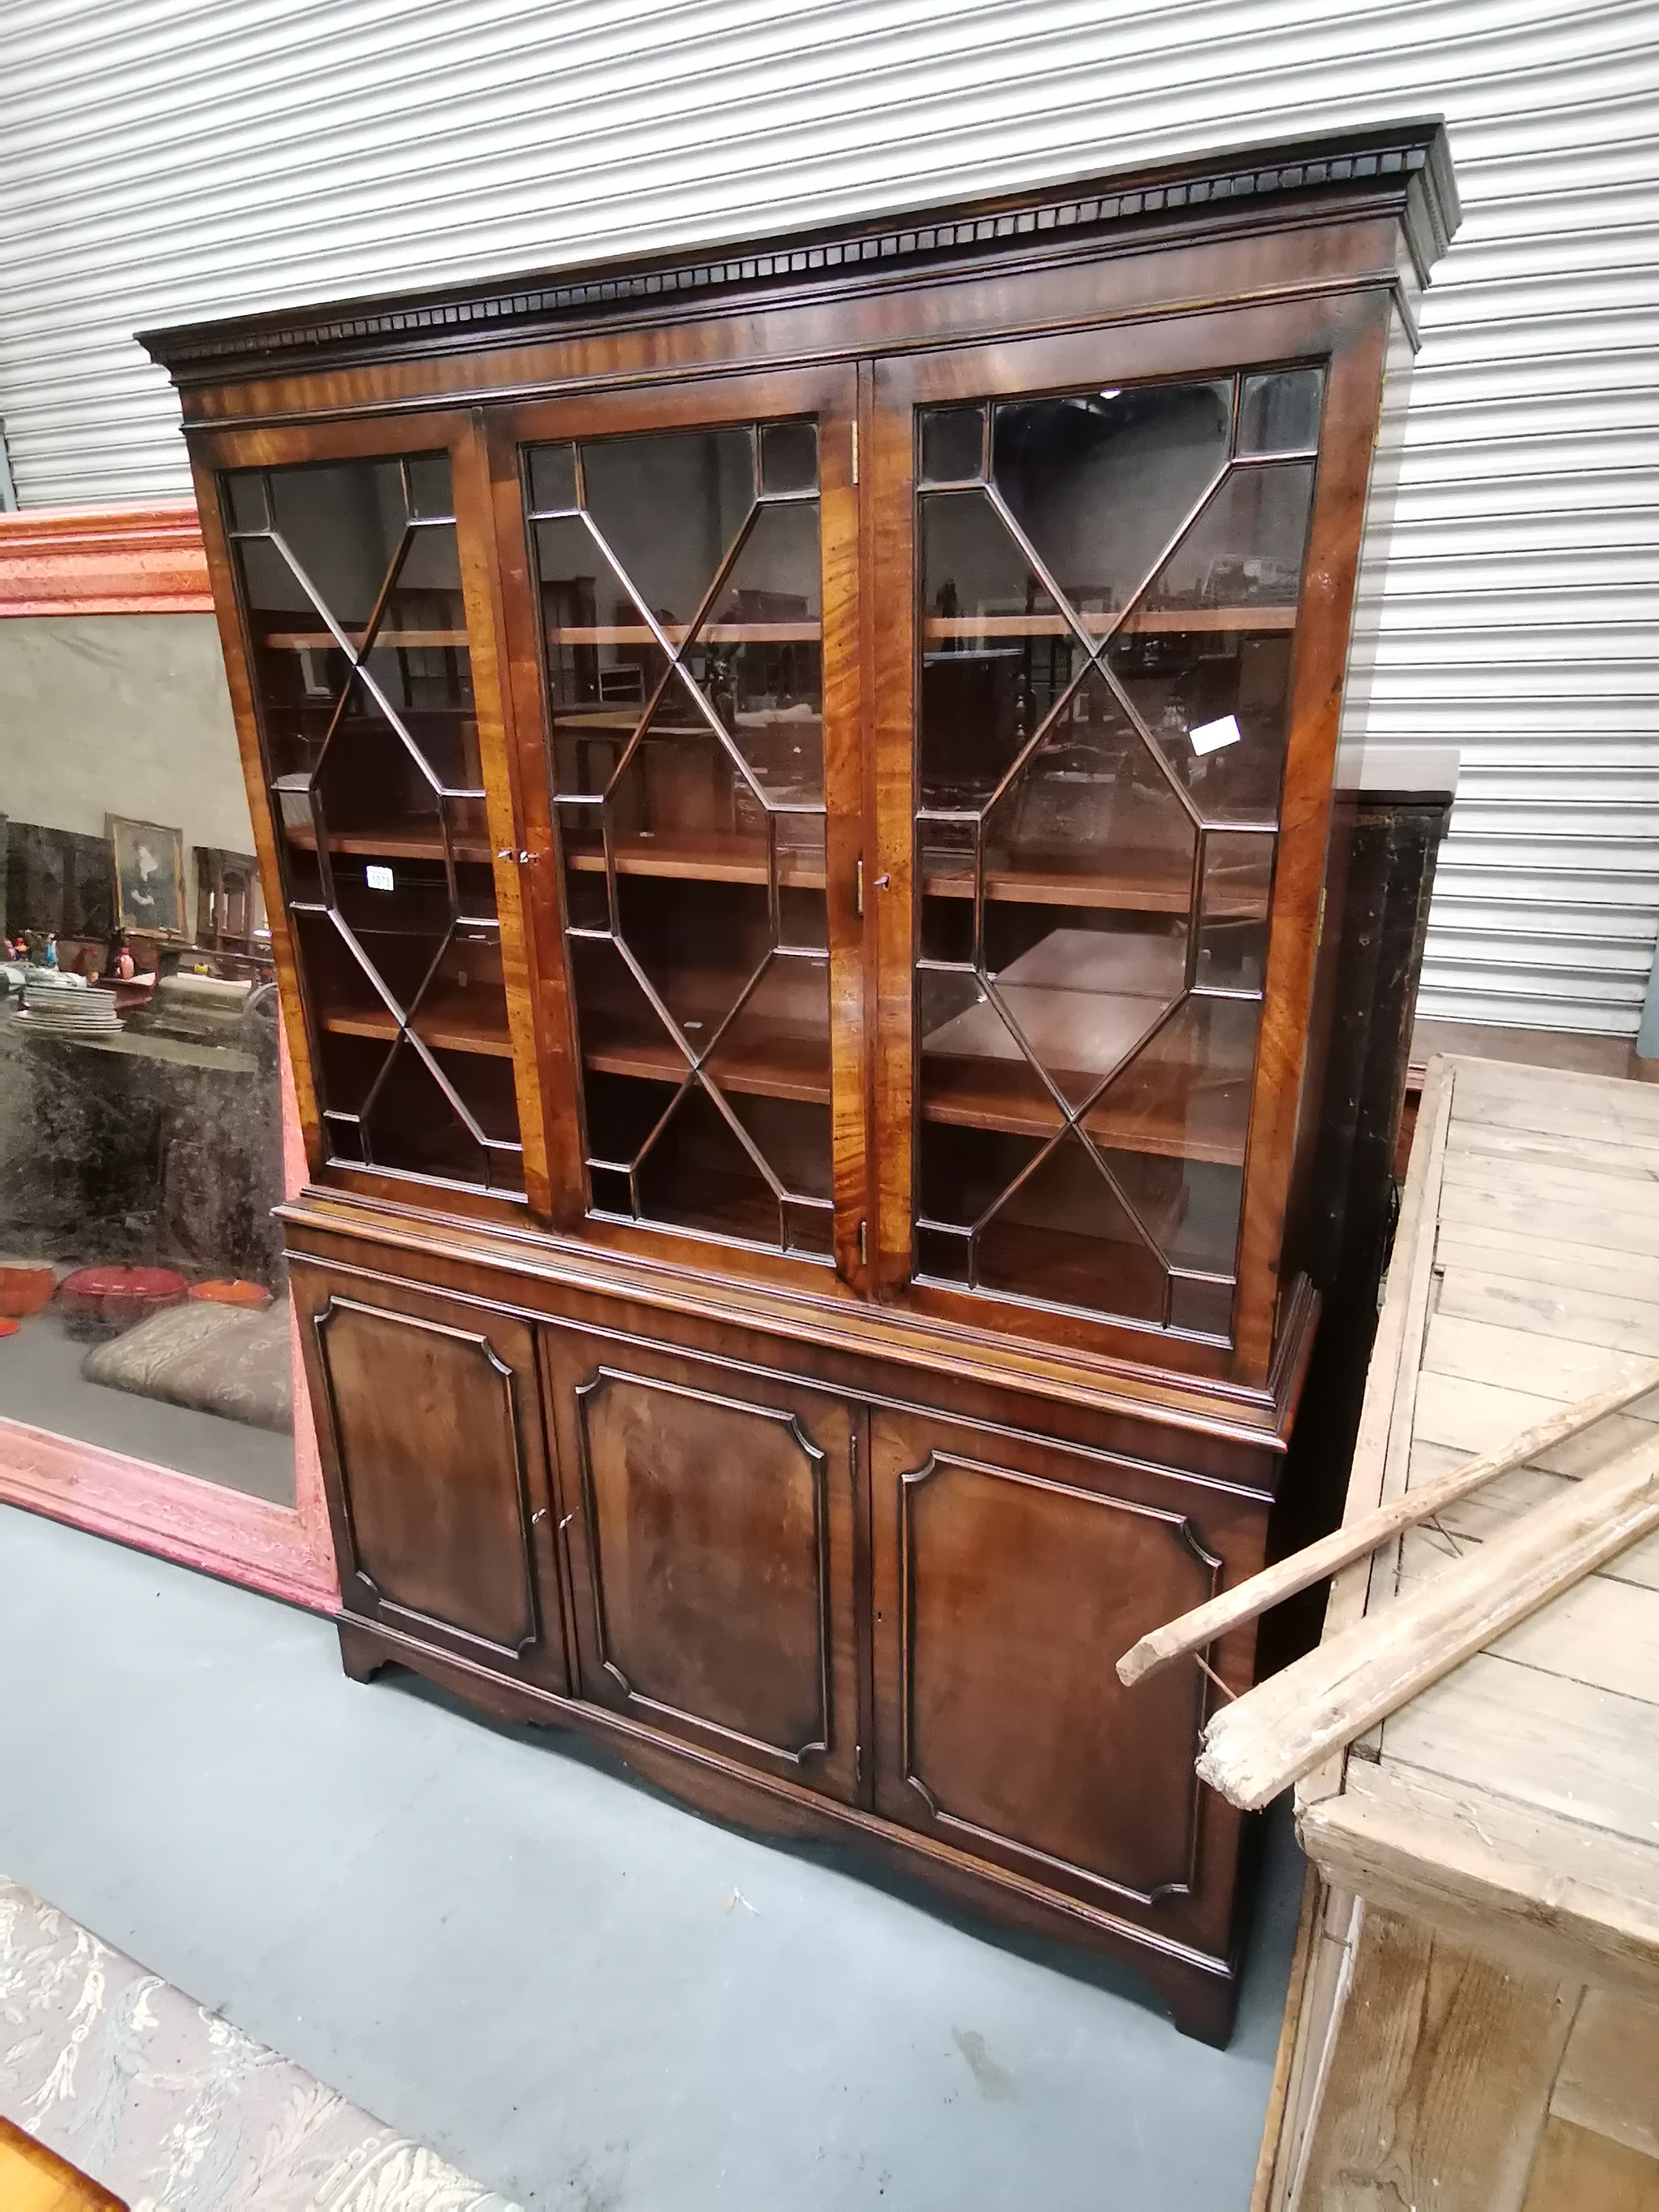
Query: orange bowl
0 1263 55 1319
188 1279 273 1310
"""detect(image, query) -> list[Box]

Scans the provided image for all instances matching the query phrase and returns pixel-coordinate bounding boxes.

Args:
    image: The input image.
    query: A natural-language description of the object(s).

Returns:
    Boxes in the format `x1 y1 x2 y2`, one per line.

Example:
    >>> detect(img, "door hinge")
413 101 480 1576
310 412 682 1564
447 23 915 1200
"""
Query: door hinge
855 855 864 919
855 1742 864 1784
858 1218 868 1267
851 419 859 485
1316 886 1327 947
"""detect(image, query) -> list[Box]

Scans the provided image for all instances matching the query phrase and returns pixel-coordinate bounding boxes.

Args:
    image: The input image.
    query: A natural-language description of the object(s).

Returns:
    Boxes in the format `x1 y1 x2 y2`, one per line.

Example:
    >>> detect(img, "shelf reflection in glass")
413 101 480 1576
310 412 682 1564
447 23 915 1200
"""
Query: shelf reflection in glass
224 449 523 1195
526 414 831 1258
912 365 1321 1337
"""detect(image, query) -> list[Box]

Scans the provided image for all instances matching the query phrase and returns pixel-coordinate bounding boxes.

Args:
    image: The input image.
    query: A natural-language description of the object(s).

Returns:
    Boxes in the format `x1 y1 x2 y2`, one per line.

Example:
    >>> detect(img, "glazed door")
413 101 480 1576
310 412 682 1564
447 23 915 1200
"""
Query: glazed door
489 369 868 1284
869 1409 1265 1957
192 415 546 1210
867 299 1389 1378
544 1328 864 1803
291 1269 567 1692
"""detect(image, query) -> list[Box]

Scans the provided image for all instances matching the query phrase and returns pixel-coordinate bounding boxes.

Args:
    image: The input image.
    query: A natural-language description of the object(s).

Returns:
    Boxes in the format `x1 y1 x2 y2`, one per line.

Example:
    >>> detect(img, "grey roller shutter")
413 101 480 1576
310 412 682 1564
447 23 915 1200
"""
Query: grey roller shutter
1 0 1650 1030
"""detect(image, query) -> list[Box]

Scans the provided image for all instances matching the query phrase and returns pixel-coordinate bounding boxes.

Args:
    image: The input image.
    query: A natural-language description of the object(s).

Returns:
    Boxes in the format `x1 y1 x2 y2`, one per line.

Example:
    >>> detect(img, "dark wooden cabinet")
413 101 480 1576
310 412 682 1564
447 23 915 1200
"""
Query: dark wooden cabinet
144 119 1459 2043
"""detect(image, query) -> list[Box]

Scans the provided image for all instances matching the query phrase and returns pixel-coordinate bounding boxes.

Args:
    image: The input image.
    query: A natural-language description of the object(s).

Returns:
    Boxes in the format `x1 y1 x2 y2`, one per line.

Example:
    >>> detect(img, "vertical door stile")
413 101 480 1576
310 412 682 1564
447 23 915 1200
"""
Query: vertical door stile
866 361 921 1294
472 406 591 1229
452 409 554 1217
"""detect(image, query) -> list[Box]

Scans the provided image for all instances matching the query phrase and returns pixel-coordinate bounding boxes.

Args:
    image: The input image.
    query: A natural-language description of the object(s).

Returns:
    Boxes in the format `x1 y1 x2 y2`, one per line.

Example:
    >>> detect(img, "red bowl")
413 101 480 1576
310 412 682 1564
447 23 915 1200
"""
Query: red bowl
57 1265 190 1331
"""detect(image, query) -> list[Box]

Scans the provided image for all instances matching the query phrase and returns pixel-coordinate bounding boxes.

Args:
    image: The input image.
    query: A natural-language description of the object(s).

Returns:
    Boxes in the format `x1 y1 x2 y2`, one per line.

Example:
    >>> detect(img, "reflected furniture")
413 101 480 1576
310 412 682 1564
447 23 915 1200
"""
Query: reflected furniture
143 120 1458 2042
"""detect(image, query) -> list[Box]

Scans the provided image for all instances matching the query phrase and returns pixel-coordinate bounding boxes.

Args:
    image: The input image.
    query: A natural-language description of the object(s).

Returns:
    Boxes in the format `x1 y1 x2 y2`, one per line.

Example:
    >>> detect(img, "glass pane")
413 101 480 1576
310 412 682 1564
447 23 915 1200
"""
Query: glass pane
992 382 1232 621
636 1082 779 1248
1197 832 1274 993
226 450 521 1196
527 442 579 514
1109 462 1315 826
533 413 833 1261
975 1131 1165 1324
1237 370 1324 455
681 501 823 804
580 426 754 634
760 419 818 495
919 405 985 485
918 490 1071 810
912 369 1308 1339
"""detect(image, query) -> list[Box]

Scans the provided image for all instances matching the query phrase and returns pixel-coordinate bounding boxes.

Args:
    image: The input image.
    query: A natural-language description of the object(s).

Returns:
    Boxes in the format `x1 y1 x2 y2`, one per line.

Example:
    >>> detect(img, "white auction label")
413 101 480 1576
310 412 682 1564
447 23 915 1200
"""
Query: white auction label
1189 714 1242 758
365 863 395 892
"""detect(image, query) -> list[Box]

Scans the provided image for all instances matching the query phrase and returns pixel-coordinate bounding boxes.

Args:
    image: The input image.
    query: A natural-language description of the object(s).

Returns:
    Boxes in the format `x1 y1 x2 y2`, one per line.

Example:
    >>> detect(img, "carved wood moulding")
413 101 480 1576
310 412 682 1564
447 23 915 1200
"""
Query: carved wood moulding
0 505 211 616
140 118 1458 387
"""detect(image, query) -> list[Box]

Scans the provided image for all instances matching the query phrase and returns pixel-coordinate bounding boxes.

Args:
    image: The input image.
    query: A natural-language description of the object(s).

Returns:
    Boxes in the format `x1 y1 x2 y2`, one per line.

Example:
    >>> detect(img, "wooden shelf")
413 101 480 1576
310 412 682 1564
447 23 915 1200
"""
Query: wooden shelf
923 607 1296 640
550 622 820 645
321 1000 514 1059
583 1019 831 1106
283 820 494 864
567 833 825 889
920 1052 1247 1165
921 854 1267 918
265 628 468 650
951 1217 1171 1317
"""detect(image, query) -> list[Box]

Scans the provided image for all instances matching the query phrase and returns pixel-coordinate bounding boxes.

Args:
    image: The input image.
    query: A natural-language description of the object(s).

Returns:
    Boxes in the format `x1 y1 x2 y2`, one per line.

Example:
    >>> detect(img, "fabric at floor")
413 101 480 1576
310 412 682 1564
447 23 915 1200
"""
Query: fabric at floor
0 1876 517 2212
0 1502 1304 2209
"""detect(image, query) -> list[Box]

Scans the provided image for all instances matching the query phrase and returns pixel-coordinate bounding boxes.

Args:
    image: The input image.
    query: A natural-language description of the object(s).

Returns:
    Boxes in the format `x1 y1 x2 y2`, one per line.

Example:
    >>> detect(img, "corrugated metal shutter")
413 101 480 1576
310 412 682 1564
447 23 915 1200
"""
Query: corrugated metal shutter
3 0 1653 1033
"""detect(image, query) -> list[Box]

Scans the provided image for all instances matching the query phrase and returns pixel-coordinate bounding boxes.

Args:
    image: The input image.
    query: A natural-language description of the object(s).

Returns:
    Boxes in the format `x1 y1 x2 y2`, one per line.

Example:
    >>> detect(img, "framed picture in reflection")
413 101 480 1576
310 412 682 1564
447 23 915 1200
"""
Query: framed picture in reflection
108 815 187 939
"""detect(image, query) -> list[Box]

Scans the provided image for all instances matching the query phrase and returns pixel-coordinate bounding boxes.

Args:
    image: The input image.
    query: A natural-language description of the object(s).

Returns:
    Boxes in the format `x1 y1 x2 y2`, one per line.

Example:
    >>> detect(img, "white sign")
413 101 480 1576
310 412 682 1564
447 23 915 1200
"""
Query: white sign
365 863 395 892
1189 714 1242 758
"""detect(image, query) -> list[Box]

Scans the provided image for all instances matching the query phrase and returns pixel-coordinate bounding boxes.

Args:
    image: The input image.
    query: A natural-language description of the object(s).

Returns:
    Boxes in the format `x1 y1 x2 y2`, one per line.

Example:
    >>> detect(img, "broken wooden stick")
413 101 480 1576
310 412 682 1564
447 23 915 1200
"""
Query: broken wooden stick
1195 1431 1659 1812
1116 1350 1659 1689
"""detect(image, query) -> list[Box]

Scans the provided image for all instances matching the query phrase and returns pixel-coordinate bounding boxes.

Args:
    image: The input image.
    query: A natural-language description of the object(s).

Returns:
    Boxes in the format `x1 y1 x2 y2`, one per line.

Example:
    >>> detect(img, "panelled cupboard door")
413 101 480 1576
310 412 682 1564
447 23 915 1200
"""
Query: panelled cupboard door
487 369 869 1286
866 295 1392 1380
543 1330 862 1801
190 413 548 1213
869 1410 1261 1952
293 1271 567 1691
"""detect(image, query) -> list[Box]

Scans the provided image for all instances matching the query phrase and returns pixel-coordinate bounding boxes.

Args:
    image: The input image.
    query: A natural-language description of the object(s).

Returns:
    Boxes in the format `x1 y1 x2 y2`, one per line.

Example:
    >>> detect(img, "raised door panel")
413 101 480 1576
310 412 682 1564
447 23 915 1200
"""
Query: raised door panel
546 1332 861 1799
870 1410 1264 1952
299 1276 565 1689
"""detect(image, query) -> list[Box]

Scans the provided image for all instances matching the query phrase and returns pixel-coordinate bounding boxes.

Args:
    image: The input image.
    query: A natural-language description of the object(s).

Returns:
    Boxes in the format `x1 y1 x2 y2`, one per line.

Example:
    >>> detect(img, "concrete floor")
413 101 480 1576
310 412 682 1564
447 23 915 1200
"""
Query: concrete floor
0 1501 1304 2211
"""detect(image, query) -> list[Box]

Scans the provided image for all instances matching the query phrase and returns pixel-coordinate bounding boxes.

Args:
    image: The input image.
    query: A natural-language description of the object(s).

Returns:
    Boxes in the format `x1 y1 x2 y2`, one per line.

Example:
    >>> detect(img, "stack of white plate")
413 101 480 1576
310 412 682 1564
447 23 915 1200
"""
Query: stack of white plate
20 984 123 1036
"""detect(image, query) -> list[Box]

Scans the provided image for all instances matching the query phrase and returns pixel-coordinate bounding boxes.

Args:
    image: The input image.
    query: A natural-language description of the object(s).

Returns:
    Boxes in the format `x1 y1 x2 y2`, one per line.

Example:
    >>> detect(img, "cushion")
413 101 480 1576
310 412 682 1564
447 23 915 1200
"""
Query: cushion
82 1298 292 1433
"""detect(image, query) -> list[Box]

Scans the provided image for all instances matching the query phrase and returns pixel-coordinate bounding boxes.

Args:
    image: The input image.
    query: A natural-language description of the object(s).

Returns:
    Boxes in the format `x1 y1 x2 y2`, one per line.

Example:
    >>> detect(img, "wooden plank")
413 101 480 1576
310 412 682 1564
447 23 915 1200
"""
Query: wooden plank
1117 1350 1659 1689
1412 1372 1659 1462
1435 1267 1659 1359
1405 1458 1659 1592
1198 1437 1659 1812
1397 1536 1659 1704
1383 1653 1659 1849
1441 1155 1659 1221
1439 1180 1659 1262
1249 1866 1321 2212
1422 1313 1657 1406
1300 1763 1659 2005
0 2121 125 2212
1551 1990 1659 2163
1297 1057 1456 1805
1521 2117 1659 2212
1436 1221 1659 1307
1447 1120 1659 1182
1288 1902 1576 2212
